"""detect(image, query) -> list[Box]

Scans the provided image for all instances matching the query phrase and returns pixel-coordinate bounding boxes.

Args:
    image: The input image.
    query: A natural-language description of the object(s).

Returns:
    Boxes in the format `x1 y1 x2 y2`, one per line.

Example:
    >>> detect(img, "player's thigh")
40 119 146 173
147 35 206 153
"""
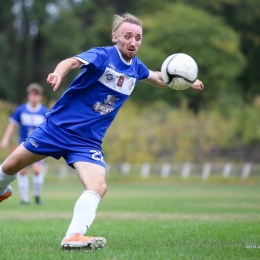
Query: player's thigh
73 161 107 198
2 143 47 174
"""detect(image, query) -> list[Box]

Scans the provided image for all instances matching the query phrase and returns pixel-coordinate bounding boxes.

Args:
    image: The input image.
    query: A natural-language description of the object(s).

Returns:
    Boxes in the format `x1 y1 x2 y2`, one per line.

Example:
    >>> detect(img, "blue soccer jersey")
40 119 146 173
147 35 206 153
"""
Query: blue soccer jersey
46 46 150 144
10 103 49 143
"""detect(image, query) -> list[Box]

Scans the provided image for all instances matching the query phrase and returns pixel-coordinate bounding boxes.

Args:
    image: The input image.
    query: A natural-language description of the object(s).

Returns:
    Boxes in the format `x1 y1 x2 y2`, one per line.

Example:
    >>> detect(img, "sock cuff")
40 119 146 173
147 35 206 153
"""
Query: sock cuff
83 190 102 201
0 165 18 181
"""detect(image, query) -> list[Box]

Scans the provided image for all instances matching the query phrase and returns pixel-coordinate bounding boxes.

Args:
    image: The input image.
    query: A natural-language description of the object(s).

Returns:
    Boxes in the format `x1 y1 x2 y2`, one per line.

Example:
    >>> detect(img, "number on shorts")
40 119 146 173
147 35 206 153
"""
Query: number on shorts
90 150 105 163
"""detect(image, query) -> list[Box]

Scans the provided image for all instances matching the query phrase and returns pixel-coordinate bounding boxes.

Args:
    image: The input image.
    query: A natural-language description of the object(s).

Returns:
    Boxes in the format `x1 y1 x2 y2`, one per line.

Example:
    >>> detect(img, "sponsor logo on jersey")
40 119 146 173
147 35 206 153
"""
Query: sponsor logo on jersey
93 95 119 115
29 138 39 148
116 76 125 87
128 79 134 91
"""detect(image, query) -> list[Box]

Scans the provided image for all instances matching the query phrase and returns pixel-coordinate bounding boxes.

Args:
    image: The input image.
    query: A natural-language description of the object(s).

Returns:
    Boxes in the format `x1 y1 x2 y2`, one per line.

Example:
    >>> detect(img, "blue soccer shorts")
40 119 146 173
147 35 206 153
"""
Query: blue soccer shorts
23 119 106 169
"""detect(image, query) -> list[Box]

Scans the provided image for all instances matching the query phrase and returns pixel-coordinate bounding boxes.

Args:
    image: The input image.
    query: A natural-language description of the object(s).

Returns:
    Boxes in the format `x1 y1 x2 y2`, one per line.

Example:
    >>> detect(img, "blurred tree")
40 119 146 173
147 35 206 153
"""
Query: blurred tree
0 0 60 102
0 1 18 100
0 0 256 110
182 0 260 101
0 0 92 102
134 3 246 111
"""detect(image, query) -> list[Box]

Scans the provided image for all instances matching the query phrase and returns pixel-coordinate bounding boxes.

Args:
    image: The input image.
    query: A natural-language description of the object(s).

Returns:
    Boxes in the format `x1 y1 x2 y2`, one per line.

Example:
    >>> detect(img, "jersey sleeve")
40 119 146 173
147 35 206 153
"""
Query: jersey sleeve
9 106 21 125
43 106 49 116
137 61 150 80
74 48 109 69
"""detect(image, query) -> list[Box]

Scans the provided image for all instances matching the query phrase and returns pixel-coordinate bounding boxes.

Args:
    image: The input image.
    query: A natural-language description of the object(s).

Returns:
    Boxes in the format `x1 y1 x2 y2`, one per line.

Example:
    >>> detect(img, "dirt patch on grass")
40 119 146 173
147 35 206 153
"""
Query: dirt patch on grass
186 202 260 210
1 211 259 221
98 212 260 221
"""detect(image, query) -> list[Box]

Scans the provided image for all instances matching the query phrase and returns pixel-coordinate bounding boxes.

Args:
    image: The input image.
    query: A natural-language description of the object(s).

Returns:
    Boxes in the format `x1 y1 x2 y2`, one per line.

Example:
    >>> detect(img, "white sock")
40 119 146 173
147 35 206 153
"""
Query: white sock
33 174 44 197
65 190 101 238
18 174 30 203
0 165 18 195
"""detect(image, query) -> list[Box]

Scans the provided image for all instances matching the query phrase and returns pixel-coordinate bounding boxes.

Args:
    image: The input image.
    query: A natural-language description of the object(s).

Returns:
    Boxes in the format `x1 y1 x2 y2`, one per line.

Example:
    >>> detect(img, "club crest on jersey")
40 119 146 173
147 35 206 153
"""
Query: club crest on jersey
117 76 125 87
93 95 119 115
105 70 115 82
106 73 114 81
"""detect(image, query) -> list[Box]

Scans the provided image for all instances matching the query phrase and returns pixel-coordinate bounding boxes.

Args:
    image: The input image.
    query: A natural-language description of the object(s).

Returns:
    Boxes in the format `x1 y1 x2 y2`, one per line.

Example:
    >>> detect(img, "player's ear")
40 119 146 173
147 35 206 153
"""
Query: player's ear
112 28 117 43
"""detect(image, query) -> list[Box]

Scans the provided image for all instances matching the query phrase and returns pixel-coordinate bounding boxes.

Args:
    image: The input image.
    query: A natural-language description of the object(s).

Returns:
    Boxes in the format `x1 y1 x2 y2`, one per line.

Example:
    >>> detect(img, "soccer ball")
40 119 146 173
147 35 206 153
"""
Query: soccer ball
161 53 198 90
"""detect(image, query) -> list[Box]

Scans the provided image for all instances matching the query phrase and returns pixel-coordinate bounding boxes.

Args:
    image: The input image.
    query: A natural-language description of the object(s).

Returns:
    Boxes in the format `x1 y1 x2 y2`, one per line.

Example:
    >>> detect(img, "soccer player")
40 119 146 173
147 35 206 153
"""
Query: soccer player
0 83 49 205
0 13 204 251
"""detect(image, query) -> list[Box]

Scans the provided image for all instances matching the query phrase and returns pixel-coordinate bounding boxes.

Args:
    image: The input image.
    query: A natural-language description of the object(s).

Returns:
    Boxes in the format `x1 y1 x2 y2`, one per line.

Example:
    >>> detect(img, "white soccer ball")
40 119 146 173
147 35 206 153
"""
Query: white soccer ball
161 53 198 90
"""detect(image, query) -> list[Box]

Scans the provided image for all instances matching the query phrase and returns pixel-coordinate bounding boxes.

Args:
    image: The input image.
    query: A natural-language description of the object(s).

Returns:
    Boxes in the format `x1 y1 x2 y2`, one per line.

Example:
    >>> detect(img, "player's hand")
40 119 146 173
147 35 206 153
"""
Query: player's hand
191 79 204 92
47 73 62 91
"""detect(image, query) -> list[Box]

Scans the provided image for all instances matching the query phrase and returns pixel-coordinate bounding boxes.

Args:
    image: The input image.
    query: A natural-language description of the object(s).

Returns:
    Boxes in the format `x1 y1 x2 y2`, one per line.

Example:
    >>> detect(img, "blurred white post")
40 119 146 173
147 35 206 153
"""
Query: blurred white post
161 163 171 178
58 164 69 179
121 162 130 175
41 163 49 177
241 163 251 179
181 163 191 179
201 163 211 180
106 163 110 175
222 162 232 178
141 163 151 178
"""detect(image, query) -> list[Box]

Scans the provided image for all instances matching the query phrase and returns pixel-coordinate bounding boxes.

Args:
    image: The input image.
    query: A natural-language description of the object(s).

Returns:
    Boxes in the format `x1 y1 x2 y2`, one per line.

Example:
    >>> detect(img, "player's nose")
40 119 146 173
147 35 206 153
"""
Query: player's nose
129 38 136 46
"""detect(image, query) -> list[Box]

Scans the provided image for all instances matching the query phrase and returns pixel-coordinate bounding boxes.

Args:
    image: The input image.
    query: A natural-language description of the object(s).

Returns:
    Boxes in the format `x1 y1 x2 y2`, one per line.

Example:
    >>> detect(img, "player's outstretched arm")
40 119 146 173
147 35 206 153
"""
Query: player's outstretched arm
144 71 204 92
47 58 82 91
143 71 168 88
0 123 17 149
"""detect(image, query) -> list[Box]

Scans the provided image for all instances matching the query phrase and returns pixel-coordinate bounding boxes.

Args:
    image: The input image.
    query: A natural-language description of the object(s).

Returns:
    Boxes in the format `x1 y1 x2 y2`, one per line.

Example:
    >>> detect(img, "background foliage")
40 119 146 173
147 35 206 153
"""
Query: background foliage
0 0 260 163
0 0 259 105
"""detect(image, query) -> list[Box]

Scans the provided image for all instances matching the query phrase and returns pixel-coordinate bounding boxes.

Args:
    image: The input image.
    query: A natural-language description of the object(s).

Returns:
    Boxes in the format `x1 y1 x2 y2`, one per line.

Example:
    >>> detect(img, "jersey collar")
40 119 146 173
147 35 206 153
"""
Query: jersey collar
26 102 42 112
114 45 132 65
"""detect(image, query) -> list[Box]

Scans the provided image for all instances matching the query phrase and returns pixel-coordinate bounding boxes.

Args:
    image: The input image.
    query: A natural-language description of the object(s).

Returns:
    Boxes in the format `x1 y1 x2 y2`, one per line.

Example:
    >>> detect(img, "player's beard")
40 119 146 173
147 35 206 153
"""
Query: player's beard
117 41 137 62
122 51 135 62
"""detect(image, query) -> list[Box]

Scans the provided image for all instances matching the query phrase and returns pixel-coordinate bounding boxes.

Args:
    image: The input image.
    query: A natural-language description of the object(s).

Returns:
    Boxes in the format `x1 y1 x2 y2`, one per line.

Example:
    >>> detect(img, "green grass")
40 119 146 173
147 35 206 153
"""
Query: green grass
1 175 260 260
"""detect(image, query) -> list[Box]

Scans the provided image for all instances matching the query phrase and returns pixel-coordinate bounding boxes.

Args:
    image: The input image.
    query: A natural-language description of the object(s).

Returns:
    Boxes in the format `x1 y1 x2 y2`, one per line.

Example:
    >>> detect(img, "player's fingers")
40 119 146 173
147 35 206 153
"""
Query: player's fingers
192 79 204 92
51 77 58 88
53 79 61 91
47 74 55 85
47 73 62 90
46 73 52 83
47 75 55 88
198 82 204 92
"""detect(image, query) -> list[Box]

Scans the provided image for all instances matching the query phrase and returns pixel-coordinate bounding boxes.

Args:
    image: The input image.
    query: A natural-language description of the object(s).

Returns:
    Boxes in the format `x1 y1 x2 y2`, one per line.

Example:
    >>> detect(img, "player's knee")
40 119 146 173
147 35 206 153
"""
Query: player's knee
2 160 20 175
100 182 107 197
91 182 107 198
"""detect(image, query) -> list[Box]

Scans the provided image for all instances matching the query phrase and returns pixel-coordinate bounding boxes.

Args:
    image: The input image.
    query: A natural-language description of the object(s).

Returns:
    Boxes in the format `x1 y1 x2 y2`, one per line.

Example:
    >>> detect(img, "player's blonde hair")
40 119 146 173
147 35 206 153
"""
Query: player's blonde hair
111 13 142 42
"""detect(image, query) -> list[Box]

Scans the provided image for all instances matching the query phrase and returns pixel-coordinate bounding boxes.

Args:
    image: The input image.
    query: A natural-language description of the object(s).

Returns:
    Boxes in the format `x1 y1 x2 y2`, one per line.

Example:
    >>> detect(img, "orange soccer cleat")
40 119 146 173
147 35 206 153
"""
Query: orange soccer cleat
0 186 13 203
61 233 106 252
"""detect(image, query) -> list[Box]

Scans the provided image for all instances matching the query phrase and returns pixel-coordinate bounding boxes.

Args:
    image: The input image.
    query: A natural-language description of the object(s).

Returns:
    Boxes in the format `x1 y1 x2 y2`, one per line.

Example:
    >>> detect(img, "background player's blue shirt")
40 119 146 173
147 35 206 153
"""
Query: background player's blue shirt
46 46 150 144
10 103 49 144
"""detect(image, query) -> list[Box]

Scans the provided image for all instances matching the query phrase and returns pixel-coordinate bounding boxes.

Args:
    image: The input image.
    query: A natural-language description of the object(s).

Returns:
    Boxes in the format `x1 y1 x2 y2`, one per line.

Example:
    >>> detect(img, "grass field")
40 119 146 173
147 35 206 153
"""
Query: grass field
1 174 260 260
